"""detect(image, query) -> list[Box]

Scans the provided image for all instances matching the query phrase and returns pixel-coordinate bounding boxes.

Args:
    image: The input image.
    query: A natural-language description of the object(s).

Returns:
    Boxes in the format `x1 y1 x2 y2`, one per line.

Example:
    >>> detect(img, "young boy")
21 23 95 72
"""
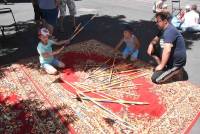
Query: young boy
114 26 141 61
37 28 70 75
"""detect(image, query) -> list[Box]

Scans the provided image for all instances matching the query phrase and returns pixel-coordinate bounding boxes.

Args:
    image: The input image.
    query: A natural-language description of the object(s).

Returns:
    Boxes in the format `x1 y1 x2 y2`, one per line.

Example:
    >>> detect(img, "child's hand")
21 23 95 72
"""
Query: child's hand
113 48 118 53
64 39 70 45
55 46 65 54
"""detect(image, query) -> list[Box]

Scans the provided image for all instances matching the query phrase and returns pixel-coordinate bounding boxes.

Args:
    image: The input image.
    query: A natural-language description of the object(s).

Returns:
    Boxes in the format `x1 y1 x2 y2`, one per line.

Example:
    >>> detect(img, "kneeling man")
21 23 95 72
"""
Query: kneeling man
147 12 186 84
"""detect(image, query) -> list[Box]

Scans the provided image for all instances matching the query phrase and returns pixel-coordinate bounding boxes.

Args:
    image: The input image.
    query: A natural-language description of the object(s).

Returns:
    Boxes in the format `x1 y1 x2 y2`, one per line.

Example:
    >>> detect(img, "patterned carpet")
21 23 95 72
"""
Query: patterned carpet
0 39 200 134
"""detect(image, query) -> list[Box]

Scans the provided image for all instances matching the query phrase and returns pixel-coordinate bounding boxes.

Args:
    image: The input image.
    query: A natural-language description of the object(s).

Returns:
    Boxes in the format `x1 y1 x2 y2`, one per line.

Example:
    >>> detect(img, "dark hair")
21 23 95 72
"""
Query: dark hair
123 25 133 33
191 4 197 11
155 12 171 21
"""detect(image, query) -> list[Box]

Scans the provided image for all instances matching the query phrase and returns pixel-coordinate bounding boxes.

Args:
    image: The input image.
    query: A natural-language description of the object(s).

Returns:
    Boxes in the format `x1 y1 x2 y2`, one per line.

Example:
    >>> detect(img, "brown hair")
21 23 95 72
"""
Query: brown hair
155 12 171 21
191 4 197 11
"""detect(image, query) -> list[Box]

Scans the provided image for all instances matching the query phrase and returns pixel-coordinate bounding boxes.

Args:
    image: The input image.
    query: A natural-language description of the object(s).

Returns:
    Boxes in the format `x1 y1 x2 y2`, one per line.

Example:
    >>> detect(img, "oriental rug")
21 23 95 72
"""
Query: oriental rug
0 39 200 134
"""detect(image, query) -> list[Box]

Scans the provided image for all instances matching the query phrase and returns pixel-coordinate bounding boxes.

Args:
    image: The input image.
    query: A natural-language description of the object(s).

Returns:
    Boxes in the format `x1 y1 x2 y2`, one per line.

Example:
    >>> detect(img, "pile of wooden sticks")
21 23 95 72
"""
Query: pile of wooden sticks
61 58 150 130
73 57 149 105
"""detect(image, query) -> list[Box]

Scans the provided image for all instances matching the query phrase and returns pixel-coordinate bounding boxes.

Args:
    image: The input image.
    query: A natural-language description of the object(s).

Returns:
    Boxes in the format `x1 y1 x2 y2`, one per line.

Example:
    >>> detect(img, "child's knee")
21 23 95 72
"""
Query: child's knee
130 55 138 61
58 61 65 68
43 64 58 75
46 68 57 75
122 52 128 59
130 57 136 61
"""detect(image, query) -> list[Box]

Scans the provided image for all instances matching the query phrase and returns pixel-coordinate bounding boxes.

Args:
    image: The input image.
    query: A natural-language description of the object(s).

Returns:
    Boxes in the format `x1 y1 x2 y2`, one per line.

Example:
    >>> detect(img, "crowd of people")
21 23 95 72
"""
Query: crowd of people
172 4 200 32
153 0 200 32
35 1 188 84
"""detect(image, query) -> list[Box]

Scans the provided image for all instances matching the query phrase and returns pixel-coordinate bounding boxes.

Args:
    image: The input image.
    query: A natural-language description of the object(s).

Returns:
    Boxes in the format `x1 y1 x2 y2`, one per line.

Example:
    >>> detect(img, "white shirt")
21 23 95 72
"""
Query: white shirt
153 0 165 12
182 10 200 27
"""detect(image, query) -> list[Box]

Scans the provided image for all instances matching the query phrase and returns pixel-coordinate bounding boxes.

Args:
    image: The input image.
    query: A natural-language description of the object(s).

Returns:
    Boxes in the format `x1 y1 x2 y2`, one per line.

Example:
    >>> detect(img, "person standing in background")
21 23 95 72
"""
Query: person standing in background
58 0 77 32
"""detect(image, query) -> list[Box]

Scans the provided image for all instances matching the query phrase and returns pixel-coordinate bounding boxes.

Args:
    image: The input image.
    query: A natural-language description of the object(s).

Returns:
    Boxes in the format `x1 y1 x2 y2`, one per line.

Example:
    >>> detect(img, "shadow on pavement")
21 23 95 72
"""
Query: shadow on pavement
1 14 200 67
0 0 30 4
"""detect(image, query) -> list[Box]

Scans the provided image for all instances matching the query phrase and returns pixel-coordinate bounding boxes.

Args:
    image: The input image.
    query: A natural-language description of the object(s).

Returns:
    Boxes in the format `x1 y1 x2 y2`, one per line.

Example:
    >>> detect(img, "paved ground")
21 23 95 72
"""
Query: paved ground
0 1 200 133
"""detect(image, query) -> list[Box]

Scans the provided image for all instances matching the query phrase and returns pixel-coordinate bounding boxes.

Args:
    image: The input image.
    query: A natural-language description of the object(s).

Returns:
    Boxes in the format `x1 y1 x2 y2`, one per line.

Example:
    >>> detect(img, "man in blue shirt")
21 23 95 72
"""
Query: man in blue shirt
147 12 187 84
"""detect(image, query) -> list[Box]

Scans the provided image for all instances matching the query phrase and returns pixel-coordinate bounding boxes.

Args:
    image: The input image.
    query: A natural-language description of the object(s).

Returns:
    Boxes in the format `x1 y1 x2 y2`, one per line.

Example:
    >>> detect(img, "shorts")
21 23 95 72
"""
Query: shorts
122 46 139 61
59 0 76 16
41 58 65 74
151 66 182 84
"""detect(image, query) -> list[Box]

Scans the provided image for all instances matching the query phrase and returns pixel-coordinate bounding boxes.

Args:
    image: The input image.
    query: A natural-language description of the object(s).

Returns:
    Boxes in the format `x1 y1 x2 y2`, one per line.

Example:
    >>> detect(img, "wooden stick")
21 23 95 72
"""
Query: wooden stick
71 90 136 130
89 68 141 79
91 65 112 75
81 84 139 93
75 64 101 67
79 72 146 93
109 56 116 83
60 78 83 102
79 72 147 93
70 27 83 41
110 85 139 89
95 70 144 88
84 96 135 130
74 83 127 107
83 73 148 92
70 14 98 41
73 23 81 34
89 61 140 78
78 97 149 105
79 82 140 109
70 83 139 130
103 73 149 89
114 68 142 74
88 57 112 76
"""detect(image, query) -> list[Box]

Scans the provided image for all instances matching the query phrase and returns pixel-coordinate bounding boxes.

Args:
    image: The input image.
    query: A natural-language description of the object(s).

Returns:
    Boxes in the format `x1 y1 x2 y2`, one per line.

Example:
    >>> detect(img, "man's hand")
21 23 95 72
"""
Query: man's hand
147 44 154 56
155 64 164 71
113 47 118 52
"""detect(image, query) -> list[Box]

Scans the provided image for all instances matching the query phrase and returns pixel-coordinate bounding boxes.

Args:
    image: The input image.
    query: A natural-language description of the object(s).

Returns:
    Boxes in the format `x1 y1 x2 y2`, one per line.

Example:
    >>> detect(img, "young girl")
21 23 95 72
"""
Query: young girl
115 26 140 61
37 28 70 74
